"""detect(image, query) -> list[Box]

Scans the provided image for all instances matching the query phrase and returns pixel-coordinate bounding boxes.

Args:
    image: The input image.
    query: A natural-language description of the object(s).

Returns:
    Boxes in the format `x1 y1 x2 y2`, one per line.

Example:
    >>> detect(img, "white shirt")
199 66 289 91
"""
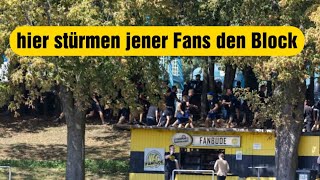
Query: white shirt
214 159 230 176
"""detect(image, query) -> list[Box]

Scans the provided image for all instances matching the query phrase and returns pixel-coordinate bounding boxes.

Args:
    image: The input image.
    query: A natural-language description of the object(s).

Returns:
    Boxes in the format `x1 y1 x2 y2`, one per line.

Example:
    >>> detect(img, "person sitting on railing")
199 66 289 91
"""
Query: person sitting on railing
116 103 131 125
171 95 194 128
188 89 200 122
86 92 105 125
157 102 171 127
164 86 180 126
205 92 221 128
184 95 195 128
221 89 237 128
303 99 314 132
138 94 150 125
252 85 267 128
146 104 159 126
312 100 320 131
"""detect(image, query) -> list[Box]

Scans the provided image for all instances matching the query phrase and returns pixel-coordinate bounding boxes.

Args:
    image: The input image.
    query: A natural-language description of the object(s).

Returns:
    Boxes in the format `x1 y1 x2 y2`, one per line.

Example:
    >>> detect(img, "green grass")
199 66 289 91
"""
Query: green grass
85 159 129 174
0 159 65 169
0 159 129 174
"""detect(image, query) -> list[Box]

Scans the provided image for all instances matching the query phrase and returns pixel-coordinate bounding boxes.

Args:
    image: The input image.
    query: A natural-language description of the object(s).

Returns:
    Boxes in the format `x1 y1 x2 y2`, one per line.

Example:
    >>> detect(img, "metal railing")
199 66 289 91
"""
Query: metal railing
172 169 215 180
0 166 11 180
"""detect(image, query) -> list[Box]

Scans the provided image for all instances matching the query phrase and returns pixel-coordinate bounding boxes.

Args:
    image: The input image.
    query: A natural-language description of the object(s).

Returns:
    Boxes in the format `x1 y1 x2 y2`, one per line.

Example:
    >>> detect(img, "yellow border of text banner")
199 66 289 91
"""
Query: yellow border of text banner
10 26 304 56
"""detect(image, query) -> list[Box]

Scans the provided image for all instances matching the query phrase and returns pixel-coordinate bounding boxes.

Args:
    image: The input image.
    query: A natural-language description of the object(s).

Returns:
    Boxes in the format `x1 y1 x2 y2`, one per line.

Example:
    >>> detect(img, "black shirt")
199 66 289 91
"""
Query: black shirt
182 85 189 96
188 95 199 114
165 152 178 172
189 95 197 106
165 92 177 107
119 108 130 119
222 95 232 111
304 105 313 122
180 101 187 112
208 98 219 112
239 99 249 111
222 94 238 112
194 81 203 94
158 109 171 126
189 95 200 108
159 109 170 123
140 98 150 112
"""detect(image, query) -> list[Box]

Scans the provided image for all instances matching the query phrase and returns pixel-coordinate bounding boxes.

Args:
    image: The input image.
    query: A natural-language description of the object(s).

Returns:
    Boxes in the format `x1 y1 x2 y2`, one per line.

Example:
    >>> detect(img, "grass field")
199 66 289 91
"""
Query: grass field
0 116 130 179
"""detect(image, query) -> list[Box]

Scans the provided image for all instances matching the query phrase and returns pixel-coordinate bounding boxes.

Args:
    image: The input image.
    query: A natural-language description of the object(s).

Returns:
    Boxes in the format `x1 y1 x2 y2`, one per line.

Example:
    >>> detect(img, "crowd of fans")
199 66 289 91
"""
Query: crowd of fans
77 74 275 129
303 99 320 132
3 73 318 132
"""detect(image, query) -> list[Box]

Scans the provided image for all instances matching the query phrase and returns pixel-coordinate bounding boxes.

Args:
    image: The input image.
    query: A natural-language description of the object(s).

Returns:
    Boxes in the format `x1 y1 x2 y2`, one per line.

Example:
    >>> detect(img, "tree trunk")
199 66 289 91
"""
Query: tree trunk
190 63 194 80
208 57 215 92
60 86 86 180
243 66 259 91
223 64 236 90
201 63 208 120
309 73 315 105
267 80 272 97
274 79 305 180
275 122 302 179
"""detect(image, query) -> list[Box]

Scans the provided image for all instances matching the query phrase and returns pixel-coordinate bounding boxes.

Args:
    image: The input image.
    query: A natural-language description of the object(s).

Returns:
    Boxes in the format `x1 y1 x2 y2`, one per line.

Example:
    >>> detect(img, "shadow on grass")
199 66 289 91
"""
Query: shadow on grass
89 129 130 143
3 144 67 160
0 116 65 136
0 159 129 177
2 143 129 161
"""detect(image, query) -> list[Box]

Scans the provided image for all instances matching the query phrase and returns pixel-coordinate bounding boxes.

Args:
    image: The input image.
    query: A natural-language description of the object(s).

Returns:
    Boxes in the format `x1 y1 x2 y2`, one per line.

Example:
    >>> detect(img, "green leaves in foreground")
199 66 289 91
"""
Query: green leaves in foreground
0 159 129 174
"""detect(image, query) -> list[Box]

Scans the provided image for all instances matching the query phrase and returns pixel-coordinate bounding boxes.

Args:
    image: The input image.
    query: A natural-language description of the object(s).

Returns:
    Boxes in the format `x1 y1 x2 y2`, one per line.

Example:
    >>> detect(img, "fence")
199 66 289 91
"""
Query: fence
0 166 11 180
172 169 214 180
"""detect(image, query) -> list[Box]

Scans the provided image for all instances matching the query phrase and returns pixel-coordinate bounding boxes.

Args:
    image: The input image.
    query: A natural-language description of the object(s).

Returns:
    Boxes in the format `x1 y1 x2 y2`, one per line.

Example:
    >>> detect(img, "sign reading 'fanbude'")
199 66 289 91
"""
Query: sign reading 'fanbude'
192 136 241 147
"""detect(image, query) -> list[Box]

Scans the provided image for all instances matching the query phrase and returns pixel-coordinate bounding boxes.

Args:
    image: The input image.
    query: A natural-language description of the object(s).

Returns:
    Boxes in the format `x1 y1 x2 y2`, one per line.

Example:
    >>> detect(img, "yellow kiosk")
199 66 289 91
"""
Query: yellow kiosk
119 125 319 180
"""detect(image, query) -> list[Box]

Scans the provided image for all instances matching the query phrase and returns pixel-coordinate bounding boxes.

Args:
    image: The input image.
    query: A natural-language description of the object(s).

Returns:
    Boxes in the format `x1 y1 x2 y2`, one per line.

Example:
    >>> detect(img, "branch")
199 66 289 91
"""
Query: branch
44 0 51 25
23 11 32 25
21 2 33 25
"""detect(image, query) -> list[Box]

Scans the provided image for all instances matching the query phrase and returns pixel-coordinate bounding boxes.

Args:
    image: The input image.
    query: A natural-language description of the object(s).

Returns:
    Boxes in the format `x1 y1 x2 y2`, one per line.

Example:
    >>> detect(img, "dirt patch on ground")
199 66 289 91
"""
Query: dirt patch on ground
0 117 130 163
0 167 127 180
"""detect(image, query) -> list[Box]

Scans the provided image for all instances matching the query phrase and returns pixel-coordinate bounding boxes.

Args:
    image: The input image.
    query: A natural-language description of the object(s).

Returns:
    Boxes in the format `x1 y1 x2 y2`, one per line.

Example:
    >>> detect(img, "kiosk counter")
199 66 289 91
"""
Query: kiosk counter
116 125 320 180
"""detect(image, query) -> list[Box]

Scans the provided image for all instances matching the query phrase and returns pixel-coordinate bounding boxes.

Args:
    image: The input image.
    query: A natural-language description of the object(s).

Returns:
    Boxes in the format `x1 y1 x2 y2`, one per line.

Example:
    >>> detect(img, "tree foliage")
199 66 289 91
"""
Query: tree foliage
1 0 320 179
0 0 164 115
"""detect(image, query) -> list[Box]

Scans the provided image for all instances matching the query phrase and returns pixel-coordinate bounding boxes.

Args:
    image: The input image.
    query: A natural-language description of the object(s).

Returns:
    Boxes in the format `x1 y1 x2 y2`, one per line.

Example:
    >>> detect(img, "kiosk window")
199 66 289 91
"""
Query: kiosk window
180 148 225 170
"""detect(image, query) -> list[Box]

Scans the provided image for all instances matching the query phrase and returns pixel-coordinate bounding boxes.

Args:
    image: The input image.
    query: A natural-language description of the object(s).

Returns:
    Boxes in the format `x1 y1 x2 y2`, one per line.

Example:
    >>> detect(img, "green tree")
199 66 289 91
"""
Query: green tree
179 0 320 179
120 2 320 179
1 1 320 180
0 0 163 179
223 1 319 179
